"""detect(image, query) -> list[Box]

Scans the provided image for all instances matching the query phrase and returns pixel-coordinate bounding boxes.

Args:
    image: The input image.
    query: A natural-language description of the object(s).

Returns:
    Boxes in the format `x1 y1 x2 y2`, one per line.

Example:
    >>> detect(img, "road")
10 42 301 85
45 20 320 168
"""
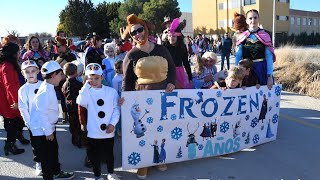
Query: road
0 55 319 180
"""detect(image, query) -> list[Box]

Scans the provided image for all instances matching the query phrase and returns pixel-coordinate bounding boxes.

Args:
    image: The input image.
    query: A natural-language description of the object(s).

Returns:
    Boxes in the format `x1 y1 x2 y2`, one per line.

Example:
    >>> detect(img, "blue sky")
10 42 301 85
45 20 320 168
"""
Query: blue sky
0 0 318 36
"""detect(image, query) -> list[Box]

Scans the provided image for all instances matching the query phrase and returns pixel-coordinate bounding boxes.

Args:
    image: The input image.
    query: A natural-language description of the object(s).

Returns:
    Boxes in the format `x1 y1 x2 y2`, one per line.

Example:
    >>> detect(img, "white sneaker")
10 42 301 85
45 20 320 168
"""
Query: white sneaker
35 162 42 176
107 173 120 180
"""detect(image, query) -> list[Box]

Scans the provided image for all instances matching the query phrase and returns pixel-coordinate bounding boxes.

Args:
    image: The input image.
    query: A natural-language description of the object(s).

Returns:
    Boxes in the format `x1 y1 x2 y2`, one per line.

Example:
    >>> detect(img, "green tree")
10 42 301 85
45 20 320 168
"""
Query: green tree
140 0 181 34
109 0 149 37
58 0 95 37
93 2 121 38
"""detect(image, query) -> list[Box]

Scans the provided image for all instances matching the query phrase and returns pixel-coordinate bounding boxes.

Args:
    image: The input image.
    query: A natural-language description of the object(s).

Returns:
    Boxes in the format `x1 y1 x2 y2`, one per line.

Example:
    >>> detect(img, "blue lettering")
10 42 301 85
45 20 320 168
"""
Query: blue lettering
221 97 235 116
225 139 233 153
201 98 218 117
237 95 247 115
188 143 197 159
233 137 241 151
213 142 225 155
180 98 197 119
203 140 213 157
250 93 259 112
160 92 177 120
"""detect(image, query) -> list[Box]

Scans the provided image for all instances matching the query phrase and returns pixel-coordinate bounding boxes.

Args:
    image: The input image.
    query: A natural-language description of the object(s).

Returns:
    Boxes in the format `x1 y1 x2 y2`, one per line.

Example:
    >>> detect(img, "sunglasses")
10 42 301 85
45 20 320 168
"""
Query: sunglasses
87 63 101 71
130 27 144 36
23 60 37 66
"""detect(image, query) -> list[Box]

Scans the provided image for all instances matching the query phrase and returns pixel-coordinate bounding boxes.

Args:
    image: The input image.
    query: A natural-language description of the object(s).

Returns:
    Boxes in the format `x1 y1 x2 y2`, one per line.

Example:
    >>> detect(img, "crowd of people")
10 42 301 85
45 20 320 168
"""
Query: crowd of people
0 9 275 180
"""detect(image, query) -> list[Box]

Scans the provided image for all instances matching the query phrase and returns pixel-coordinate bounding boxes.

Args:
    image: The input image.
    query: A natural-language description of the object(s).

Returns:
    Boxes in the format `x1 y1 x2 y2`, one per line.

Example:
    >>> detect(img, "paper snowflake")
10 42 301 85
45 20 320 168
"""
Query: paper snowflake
171 127 183 140
251 117 258 128
272 114 279 124
259 90 263 96
220 121 230 133
171 114 177 120
253 134 260 144
146 98 153 105
157 125 163 132
245 115 250 121
275 86 281 96
147 117 154 124
216 91 222 97
128 152 141 166
139 140 145 147
198 144 204 150
242 132 246 137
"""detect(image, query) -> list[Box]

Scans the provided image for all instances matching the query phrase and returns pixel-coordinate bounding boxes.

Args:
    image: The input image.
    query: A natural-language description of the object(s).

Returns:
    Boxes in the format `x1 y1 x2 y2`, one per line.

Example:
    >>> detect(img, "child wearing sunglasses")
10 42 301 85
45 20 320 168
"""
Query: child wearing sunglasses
77 63 120 180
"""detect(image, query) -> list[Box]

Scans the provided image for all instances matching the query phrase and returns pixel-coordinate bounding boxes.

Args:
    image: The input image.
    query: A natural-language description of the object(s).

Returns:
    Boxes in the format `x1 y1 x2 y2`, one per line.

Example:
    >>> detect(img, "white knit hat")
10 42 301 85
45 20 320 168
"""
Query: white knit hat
85 63 103 76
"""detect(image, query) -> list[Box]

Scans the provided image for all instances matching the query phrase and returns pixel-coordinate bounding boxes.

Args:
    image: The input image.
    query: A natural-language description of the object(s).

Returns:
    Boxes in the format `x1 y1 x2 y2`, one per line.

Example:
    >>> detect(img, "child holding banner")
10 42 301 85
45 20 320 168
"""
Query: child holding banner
211 66 245 89
76 63 120 180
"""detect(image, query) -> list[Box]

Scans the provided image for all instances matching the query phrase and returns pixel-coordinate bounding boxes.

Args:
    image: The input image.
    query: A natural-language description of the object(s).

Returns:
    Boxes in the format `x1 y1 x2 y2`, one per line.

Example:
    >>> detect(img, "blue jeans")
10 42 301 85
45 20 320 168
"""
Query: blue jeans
221 53 230 70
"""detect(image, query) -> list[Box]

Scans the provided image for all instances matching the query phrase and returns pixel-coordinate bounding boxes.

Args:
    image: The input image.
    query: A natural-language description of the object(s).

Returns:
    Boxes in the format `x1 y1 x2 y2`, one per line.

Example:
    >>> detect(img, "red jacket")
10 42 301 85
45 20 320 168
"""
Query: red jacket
0 62 21 118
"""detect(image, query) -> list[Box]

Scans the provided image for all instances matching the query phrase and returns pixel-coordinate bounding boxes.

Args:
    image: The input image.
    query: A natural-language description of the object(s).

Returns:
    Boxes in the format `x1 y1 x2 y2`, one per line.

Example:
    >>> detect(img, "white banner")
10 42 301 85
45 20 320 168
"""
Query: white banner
121 85 282 170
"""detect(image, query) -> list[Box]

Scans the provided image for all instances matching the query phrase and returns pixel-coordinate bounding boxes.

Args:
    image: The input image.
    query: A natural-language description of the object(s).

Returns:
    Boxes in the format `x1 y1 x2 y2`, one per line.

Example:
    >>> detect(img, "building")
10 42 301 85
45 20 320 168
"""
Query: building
289 9 320 35
192 0 292 36
180 12 193 37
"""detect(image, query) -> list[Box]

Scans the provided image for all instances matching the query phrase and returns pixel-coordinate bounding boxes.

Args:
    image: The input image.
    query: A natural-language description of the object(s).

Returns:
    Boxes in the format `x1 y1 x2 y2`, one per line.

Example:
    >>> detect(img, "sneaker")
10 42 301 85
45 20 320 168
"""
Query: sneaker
137 168 148 180
35 162 42 176
156 164 167 171
95 177 104 180
53 171 75 179
107 173 120 180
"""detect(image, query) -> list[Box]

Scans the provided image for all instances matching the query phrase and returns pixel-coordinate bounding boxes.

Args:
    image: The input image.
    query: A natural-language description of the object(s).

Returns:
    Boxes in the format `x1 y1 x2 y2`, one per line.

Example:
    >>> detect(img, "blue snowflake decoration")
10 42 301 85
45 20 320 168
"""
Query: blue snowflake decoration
275 86 281 96
146 98 153 105
216 91 222 97
268 92 272 98
242 132 246 137
269 106 272 112
261 125 264 130
251 117 258 128
272 114 279 124
198 144 204 150
171 127 183 140
245 115 250 121
171 114 177 120
139 140 146 147
259 90 263 96
157 125 163 132
128 152 141 166
220 121 230 133
147 117 154 124
276 102 280 107
253 134 260 144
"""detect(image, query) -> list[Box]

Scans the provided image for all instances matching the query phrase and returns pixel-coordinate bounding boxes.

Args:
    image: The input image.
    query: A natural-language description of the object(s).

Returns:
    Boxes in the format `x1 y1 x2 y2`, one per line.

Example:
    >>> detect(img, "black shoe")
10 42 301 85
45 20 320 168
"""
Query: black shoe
16 131 30 145
53 171 74 179
84 156 92 168
4 141 25 156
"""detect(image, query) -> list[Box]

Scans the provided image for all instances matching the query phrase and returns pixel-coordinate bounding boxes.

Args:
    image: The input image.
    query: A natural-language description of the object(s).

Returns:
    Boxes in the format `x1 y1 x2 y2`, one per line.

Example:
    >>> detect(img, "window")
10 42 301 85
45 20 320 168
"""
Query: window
297 18 300 25
231 0 239 8
244 0 256 6
314 19 317 26
278 0 289 2
308 18 312 26
219 20 225 28
277 16 289 21
219 3 224 10
303 18 306 25
291 17 294 25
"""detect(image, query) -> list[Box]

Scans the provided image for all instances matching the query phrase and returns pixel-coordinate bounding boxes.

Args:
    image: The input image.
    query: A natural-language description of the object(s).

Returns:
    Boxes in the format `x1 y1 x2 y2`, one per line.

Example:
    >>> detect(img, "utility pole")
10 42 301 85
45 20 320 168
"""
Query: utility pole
272 0 276 47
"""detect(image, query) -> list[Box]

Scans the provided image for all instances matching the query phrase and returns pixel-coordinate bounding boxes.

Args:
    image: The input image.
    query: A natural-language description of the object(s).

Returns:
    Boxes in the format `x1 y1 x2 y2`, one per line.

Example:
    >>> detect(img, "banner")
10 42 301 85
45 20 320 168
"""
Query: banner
121 85 282 170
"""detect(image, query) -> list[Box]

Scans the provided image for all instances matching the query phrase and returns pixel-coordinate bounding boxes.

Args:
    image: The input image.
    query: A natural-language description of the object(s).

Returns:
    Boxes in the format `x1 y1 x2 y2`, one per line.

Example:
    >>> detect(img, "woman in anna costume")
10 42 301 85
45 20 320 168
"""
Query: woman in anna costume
235 9 276 90
122 14 176 179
